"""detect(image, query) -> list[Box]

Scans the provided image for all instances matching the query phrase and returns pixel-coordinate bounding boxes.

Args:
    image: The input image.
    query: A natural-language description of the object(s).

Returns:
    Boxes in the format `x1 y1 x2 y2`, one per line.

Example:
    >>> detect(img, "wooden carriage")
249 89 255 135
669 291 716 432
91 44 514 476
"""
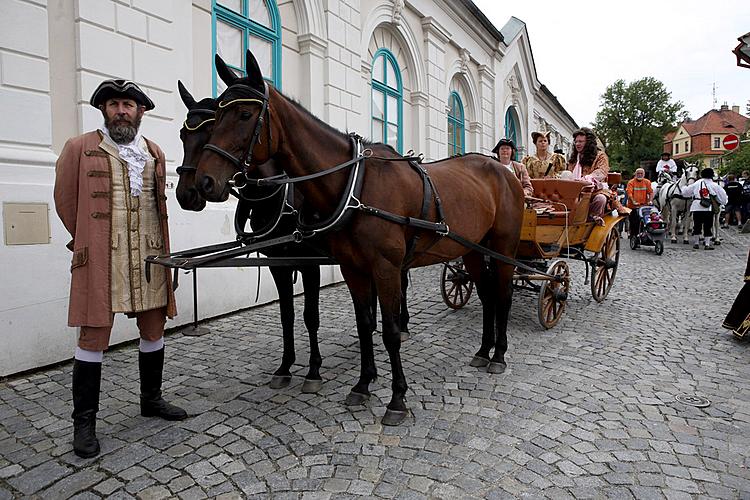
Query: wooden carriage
441 174 625 329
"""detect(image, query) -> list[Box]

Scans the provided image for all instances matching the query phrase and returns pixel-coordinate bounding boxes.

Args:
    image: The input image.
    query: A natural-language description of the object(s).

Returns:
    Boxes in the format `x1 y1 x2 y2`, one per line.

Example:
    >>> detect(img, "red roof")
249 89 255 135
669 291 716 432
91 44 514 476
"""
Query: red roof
676 107 748 137
663 131 676 144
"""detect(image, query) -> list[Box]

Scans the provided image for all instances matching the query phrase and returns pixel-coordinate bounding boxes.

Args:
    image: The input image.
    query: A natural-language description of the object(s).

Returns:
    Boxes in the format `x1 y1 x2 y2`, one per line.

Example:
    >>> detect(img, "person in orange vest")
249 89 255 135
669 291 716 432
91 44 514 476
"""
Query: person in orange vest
626 168 653 239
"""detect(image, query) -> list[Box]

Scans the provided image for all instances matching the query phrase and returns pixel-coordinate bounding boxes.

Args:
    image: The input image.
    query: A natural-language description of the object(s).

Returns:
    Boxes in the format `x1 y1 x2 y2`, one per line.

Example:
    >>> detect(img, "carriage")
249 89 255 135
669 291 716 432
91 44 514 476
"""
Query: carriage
440 175 625 329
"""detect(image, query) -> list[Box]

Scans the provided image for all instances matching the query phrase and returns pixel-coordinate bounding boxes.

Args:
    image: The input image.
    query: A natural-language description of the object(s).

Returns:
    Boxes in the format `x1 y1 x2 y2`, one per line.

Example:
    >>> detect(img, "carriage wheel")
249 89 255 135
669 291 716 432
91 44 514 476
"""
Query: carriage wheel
441 260 473 309
591 226 620 303
537 260 570 329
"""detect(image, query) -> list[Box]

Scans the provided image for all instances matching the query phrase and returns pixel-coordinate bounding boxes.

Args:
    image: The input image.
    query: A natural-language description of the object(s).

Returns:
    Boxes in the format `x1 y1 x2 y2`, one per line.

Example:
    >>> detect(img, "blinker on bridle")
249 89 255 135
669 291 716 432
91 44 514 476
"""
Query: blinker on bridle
202 81 272 189
176 108 217 175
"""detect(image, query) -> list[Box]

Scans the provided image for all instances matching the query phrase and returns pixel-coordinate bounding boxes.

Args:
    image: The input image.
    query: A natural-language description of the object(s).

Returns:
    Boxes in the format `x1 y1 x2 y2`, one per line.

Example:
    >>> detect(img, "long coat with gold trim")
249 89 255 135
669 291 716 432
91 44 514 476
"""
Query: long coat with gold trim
54 131 177 327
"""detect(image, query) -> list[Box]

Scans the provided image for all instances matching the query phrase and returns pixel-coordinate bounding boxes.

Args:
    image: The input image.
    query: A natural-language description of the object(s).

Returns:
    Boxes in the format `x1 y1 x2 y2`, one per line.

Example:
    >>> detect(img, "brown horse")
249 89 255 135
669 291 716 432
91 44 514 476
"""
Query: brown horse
195 51 524 425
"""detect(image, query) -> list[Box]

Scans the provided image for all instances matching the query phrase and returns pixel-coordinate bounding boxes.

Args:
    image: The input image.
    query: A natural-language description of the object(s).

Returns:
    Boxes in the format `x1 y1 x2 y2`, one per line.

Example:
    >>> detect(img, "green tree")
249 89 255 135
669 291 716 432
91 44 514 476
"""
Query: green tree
723 142 750 175
593 77 683 175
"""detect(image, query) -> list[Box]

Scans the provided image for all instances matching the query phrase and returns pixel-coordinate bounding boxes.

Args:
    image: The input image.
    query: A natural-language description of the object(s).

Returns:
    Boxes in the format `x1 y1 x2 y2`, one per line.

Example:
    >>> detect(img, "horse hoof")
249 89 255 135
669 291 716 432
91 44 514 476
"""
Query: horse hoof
714 241 721 246
301 378 322 394
487 361 507 374
381 408 408 426
683 240 689 245
344 391 369 406
670 239 677 244
400 330 410 342
269 375 291 389
469 355 490 368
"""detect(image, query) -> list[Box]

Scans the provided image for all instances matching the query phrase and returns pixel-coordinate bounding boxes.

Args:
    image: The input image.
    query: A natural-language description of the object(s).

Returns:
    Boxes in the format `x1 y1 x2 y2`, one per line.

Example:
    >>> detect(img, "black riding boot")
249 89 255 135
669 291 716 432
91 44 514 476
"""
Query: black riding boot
72 360 101 458
139 347 187 421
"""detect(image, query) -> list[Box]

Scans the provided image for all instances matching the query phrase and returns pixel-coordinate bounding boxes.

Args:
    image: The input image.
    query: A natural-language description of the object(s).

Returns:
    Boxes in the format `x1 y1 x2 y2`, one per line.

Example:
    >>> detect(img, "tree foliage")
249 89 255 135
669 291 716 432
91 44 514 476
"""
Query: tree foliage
724 142 750 176
593 77 683 175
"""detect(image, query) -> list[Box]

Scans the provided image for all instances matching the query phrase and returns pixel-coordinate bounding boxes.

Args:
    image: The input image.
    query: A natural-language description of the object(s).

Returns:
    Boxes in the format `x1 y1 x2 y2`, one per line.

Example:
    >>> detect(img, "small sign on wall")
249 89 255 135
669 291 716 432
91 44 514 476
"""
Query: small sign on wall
3 203 50 245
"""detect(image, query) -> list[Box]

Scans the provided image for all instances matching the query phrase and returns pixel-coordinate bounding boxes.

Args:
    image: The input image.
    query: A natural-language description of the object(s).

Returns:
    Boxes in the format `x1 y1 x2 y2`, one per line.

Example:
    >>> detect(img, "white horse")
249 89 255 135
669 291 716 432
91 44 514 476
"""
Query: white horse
655 163 700 244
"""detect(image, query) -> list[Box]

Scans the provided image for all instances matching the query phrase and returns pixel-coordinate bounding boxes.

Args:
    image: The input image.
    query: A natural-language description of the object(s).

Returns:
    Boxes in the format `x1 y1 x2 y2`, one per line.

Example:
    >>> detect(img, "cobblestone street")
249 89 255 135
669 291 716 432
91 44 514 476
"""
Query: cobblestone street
1 230 749 499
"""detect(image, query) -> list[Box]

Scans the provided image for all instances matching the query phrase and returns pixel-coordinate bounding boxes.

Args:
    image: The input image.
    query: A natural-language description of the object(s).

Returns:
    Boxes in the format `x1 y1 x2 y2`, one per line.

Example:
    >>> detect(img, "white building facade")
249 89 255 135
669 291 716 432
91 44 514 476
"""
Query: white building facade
0 0 577 376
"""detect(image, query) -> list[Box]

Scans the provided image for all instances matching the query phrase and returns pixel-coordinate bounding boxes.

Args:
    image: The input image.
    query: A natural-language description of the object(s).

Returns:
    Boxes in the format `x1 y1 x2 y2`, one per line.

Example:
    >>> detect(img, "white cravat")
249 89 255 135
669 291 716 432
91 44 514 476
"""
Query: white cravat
499 160 514 174
99 123 149 197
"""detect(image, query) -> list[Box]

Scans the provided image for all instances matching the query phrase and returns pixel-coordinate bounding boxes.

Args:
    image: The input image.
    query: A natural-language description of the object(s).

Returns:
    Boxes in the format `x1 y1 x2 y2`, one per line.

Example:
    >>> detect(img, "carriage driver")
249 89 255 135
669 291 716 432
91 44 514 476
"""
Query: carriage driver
491 138 534 198
54 79 186 459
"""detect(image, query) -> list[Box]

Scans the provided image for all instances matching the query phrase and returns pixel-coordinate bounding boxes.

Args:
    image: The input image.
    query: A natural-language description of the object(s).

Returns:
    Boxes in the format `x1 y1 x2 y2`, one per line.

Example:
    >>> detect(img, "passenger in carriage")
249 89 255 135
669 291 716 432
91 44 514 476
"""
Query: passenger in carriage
522 130 567 179
491 137 534 198
567 127 628 224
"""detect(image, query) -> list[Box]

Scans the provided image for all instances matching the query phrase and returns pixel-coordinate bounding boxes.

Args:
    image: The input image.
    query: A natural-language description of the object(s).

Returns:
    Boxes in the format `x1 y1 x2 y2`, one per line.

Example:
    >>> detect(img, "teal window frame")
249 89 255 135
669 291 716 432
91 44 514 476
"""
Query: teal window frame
447 91 465 156
504 107 519 161
211 0 282 96
370 48 403 153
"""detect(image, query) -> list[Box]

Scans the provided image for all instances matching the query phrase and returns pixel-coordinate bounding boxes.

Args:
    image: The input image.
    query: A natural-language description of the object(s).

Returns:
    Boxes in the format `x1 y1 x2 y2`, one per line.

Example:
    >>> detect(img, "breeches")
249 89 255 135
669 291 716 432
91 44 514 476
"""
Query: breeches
78 307 166 351
691 211 714 237
589 193 608 218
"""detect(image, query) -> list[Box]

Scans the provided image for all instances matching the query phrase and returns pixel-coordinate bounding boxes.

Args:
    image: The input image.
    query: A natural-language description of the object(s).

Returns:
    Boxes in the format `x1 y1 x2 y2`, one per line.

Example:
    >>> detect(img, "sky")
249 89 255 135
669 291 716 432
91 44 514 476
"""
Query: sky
473 0 750 127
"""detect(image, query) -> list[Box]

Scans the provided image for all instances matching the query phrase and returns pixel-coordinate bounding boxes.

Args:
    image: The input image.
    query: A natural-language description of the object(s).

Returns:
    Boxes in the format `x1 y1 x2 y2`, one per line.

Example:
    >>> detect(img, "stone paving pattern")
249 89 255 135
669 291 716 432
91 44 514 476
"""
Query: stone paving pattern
1 229 749 499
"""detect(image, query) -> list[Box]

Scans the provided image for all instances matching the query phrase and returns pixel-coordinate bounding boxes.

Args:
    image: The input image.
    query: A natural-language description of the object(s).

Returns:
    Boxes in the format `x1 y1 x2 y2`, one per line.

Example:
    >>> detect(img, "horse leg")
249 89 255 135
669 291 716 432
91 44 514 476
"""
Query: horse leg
489 261 515 374
373 264 409 426
340 268 378 406
268 267 295 389
684 210 692 244
462 253 496 368
399 269 410 341
300 265 322 393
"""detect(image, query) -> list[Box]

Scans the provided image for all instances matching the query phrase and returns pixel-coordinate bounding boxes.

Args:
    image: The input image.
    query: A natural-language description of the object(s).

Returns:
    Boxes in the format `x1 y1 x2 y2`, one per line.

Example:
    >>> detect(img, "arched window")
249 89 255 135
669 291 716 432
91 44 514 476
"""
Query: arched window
447 91 465 156
371 49 403 153
213 0 281 95
504 107 520 160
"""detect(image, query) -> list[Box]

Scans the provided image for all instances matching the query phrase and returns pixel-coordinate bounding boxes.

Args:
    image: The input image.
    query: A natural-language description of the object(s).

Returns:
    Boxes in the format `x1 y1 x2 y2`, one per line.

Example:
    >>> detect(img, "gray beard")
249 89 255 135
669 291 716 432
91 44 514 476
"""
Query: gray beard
105 117 141 144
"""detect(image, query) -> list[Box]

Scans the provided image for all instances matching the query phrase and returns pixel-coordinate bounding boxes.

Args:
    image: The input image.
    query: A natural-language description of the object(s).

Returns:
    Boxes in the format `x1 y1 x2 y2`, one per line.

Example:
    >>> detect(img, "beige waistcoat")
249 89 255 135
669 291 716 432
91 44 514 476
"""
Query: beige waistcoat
104 137 168 313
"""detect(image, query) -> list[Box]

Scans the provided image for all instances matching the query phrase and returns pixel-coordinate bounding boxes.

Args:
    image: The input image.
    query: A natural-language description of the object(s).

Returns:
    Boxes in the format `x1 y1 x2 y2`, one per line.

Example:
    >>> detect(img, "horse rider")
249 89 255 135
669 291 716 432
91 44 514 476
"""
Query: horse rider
626 168 653 239
521 130 567 179
492 138 534 198
54 79 187 458
680 167 728 250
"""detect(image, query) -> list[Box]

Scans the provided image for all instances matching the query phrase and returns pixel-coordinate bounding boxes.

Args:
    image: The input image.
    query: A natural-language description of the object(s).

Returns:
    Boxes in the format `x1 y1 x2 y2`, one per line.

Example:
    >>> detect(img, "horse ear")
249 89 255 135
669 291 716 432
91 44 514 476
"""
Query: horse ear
245 50 265 88
177 80 196 109
215 54 238 86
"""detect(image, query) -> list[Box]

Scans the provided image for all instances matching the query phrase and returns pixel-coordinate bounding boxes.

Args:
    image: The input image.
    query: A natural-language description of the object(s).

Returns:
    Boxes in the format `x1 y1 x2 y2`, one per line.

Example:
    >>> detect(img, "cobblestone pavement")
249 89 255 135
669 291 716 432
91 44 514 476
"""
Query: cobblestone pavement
1 229 749 499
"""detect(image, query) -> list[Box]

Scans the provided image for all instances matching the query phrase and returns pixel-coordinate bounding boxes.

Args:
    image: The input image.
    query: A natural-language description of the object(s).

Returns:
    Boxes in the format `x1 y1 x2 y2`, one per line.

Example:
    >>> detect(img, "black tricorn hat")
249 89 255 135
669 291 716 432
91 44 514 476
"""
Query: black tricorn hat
90 79 155 110
492 137 516 154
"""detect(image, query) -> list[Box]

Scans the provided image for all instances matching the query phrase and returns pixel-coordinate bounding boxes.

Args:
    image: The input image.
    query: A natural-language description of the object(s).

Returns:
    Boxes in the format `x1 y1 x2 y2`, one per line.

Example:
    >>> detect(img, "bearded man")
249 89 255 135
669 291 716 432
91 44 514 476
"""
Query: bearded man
54 79 186 459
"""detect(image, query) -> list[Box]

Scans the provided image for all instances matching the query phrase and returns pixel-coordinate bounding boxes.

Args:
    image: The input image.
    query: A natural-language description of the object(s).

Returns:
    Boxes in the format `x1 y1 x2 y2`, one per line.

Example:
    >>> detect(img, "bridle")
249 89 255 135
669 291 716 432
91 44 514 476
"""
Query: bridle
201 82 271 189
175 107 216 176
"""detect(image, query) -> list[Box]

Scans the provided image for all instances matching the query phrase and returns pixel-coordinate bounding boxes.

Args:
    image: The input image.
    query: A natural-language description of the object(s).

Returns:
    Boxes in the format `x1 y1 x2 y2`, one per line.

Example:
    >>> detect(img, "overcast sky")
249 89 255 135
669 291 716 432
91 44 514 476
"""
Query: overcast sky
474 0 750 128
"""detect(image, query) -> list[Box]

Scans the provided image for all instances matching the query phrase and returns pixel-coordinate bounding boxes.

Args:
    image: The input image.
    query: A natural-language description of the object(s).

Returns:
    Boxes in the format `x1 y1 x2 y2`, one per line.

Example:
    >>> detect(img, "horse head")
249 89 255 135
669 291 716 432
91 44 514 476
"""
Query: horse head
682 162 700 185
196 51 280 202
175 81 217 211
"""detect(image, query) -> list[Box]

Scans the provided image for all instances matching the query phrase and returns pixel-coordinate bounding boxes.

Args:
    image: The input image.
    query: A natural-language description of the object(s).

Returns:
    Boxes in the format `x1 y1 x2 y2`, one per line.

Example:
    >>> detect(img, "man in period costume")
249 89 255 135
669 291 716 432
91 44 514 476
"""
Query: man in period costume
54 79 186 458
522 130 566 179
492 138 534 198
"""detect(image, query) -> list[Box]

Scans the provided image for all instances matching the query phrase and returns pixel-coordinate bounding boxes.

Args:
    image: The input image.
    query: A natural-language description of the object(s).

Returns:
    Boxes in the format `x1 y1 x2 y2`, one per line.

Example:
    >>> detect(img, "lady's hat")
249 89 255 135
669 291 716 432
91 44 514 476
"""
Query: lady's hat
90 79 155 110
531 130 551 144
492 137 516 154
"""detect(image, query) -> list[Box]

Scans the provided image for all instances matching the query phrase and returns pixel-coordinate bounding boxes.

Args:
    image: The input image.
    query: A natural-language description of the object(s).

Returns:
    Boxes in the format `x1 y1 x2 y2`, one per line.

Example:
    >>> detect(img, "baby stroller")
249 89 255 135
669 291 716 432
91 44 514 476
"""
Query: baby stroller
629 206 667 255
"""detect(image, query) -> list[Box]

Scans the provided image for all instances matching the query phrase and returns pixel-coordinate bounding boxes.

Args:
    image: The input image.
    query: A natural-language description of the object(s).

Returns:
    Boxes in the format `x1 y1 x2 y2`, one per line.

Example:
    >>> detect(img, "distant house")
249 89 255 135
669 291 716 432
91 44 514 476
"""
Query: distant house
663 104 749 169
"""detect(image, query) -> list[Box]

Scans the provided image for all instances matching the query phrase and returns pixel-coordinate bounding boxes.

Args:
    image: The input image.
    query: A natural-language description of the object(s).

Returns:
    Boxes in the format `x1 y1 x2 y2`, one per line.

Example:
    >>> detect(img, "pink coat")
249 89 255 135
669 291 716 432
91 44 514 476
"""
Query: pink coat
54 131 177 327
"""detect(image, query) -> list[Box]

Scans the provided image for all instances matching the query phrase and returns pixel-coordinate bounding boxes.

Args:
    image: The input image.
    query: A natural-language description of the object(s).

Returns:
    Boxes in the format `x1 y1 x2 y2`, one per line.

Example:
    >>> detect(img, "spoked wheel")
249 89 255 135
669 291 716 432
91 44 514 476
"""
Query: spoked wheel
654 240 664 255
537 260 570 329
591 226 620 302
441 260 474 309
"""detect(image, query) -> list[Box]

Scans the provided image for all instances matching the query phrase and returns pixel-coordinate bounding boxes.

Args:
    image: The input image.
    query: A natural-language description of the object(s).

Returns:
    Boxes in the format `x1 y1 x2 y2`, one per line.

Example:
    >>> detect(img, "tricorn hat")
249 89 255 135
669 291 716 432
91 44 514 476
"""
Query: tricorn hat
90 79 155 110
492 137 516 154
531 130 551 144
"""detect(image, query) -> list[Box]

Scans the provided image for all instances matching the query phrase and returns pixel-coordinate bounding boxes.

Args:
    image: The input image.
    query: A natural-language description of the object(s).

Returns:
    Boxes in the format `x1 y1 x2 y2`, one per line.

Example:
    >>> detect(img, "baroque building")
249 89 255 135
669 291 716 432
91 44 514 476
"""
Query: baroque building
0 0 577 374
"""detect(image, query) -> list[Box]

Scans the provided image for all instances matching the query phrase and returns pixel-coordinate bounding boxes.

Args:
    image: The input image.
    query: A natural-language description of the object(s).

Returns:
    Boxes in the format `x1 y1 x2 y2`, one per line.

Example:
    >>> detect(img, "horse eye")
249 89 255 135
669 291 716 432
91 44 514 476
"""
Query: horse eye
240 111 252 120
